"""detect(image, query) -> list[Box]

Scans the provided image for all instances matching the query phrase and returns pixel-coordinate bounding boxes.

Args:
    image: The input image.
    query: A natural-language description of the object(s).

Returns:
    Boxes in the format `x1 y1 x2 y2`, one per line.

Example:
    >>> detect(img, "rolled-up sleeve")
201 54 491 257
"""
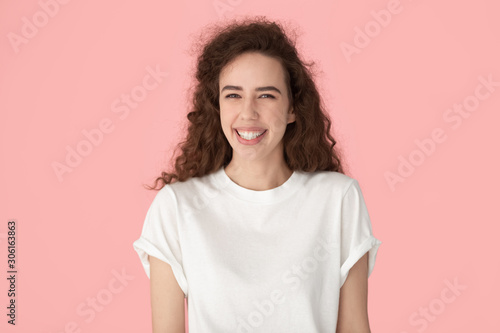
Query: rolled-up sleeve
339 179 382 288
132 186 188 297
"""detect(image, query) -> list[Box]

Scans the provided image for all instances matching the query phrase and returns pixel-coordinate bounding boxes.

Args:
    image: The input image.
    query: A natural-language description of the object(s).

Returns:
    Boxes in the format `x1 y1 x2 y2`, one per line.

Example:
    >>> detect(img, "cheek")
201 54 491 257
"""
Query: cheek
269 113 289 131
220 104 238 121
219 110 233 134
264 103 289 124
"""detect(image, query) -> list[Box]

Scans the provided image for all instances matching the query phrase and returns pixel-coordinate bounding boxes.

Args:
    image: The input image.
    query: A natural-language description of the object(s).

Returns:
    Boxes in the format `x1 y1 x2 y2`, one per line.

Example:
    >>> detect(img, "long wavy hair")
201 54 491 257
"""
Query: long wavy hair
145 16 347 190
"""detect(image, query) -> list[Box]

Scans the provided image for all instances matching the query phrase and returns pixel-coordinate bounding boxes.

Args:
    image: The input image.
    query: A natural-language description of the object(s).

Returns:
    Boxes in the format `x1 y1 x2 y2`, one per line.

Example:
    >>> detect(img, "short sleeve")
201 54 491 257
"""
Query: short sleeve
132 186 188 297
339 179 382 288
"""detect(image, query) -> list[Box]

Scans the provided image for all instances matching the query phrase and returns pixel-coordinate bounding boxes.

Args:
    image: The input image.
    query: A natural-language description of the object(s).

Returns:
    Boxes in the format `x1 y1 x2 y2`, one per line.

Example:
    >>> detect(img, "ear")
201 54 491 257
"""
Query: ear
287 108 296 124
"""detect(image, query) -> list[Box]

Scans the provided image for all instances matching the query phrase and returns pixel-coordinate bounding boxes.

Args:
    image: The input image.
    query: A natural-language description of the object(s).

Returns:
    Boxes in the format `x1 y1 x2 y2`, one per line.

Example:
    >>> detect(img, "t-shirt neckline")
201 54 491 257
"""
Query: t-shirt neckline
212 166 303 204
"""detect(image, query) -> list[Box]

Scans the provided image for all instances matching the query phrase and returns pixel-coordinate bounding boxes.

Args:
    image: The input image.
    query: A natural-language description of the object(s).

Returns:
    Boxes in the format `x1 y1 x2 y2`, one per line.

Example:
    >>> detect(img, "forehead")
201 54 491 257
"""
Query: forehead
219 52 286 86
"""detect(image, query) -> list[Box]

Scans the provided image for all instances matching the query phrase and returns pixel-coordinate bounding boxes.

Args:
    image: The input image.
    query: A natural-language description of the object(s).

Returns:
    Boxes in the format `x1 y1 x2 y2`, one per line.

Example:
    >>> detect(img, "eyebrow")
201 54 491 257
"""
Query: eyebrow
220 85 282 95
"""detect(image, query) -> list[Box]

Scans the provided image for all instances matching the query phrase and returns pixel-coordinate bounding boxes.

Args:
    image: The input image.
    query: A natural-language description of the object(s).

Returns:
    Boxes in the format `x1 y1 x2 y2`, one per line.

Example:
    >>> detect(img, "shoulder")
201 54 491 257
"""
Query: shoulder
167 172 216 194
300 170 357 197
155 172 220 207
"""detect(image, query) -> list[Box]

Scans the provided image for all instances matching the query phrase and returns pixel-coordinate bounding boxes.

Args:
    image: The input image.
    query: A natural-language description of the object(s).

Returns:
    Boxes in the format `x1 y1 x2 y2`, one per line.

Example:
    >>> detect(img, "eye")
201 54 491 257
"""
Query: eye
225 94 240 98
259 94 275 99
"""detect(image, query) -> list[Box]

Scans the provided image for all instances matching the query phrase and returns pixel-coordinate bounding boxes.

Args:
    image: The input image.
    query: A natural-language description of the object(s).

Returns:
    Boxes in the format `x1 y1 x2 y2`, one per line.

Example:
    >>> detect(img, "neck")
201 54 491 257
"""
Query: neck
224 160 293 191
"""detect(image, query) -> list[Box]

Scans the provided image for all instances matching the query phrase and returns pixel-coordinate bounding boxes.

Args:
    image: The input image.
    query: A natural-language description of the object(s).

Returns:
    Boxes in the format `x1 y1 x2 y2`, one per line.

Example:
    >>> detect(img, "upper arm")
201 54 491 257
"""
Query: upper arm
149 255 186 333
336 252 371 333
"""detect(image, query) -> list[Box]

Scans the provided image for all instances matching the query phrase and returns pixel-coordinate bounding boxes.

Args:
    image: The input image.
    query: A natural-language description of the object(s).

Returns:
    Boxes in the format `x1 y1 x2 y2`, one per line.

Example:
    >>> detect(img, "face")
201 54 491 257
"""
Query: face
219 52 295 165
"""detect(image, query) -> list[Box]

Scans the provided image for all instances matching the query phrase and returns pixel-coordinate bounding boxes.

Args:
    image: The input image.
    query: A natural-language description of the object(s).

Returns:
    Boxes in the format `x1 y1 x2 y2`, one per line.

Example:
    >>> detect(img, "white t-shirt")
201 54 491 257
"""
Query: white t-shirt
133 166 382 332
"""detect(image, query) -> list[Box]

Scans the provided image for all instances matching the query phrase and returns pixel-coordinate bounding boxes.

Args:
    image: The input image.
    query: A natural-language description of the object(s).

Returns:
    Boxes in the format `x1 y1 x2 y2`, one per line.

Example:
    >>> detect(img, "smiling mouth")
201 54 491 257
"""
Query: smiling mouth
235 129 267 140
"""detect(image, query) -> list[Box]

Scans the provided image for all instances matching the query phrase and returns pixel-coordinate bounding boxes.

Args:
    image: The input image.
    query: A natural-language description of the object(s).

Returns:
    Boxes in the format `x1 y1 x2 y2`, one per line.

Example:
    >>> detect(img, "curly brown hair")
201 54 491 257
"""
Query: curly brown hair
144 16 347 191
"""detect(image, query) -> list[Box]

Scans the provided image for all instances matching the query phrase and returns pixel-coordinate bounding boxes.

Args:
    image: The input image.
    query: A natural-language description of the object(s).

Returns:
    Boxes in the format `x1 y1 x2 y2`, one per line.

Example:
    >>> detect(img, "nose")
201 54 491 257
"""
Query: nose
240 98 258 120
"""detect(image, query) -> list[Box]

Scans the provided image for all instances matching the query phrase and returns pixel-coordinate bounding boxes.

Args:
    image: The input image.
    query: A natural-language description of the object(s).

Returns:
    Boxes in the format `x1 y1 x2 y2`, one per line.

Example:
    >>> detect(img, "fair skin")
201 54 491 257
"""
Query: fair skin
219 51 296 190
148 51 372 332
337 252 372 333
149 255 185 332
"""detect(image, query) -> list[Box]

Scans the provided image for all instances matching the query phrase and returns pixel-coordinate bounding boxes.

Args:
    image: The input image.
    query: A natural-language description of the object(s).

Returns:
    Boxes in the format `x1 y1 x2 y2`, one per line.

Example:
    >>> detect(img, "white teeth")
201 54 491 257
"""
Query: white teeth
237 130 265 140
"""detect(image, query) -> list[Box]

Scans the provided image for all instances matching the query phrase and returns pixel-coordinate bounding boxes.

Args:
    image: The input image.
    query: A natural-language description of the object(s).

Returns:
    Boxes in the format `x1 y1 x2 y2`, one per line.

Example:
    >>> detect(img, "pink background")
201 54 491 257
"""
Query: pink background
1 0 499 332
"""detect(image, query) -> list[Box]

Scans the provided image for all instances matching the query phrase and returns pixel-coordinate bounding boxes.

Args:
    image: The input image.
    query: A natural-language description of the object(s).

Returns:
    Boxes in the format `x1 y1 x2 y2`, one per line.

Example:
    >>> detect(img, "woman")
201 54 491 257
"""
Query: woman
133 16 382 332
